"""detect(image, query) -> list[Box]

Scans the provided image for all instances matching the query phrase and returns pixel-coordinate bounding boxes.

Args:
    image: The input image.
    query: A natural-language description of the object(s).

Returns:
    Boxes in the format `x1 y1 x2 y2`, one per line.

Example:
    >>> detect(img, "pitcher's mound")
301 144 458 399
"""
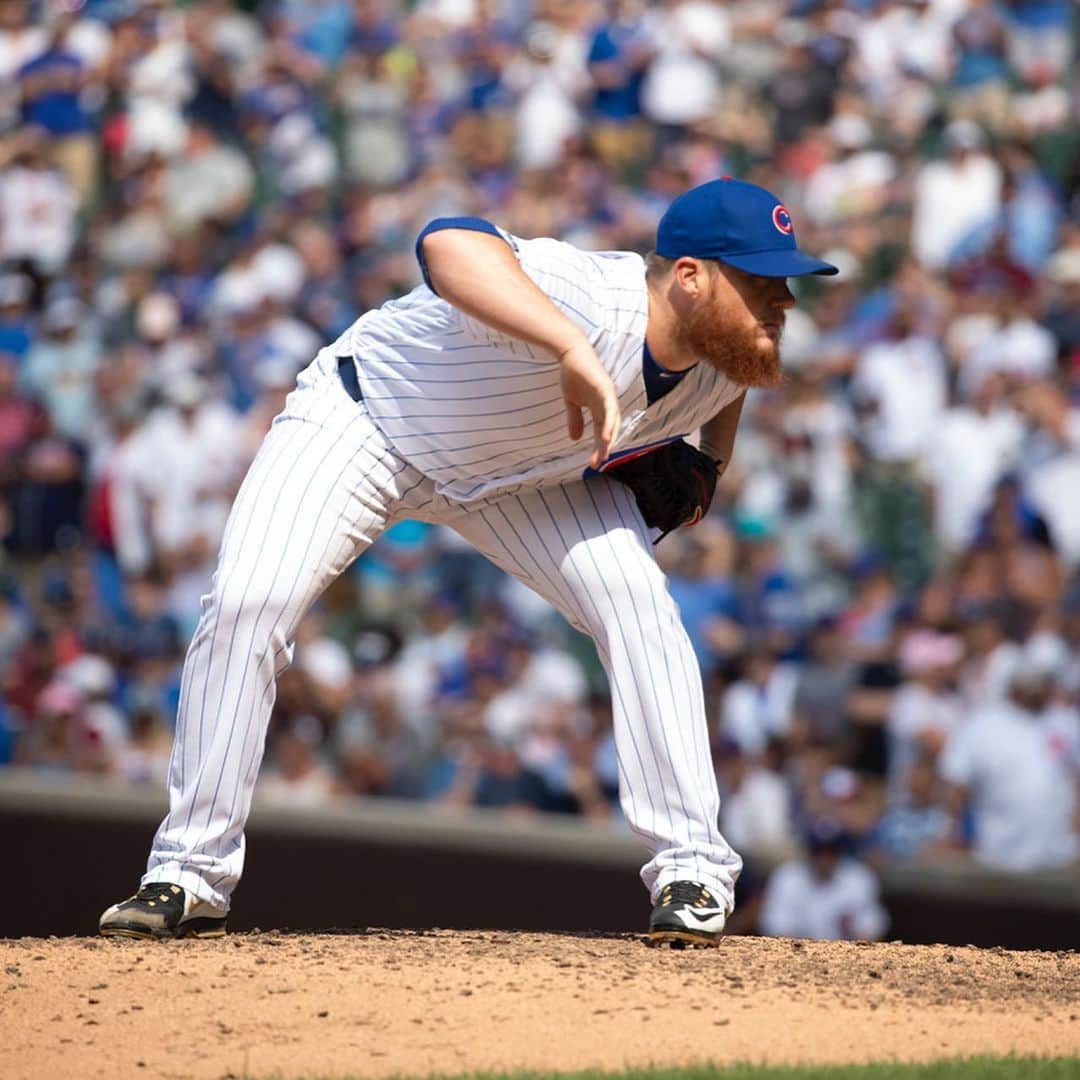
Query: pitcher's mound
3 930 1078 1079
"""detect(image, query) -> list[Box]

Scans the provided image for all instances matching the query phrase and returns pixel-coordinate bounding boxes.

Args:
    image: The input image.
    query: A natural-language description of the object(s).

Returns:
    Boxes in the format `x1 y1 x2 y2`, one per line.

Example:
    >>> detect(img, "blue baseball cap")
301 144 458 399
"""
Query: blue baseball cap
656 178 838 278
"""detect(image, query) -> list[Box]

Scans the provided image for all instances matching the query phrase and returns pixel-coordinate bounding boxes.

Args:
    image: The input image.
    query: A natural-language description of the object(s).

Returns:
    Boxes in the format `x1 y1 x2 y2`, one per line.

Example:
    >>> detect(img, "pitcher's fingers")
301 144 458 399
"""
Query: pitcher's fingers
591 400 620 468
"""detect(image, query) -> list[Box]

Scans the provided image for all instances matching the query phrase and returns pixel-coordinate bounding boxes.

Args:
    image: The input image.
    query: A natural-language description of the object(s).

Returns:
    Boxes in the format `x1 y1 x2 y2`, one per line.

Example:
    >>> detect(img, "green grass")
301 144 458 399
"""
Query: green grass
293 1059 1080 1080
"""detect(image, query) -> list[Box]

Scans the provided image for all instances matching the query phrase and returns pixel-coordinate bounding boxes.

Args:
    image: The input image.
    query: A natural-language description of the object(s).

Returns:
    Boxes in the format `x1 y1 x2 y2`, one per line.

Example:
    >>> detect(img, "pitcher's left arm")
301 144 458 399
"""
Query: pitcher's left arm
699 392 746 477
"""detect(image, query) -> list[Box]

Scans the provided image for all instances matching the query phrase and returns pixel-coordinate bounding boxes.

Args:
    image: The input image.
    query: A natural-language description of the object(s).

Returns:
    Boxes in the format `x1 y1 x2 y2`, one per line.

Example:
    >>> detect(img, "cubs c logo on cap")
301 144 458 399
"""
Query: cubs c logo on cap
772 205 793 235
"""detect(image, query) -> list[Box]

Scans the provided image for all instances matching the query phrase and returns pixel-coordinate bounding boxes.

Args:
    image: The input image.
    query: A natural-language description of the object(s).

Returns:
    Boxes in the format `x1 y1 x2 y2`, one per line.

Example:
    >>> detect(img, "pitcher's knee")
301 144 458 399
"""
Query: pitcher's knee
197 570 294 659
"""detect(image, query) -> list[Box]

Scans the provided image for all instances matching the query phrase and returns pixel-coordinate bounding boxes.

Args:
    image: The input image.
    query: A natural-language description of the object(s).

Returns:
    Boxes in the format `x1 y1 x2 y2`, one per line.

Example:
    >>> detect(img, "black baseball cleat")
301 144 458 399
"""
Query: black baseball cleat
648 881 727 947
99 883 227 940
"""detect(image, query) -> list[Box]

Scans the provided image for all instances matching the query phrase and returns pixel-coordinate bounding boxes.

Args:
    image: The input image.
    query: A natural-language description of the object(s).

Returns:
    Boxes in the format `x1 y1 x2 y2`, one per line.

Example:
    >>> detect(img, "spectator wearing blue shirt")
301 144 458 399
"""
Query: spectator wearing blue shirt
735 524 805 656
869 750 953 863
457 9 516 114
281 0 354 72
346 0 402 60
1004 0 1073 80
666 528 740 669
17 11 97 207
0 274 35 362
585 0 654 174
949 0 1011 133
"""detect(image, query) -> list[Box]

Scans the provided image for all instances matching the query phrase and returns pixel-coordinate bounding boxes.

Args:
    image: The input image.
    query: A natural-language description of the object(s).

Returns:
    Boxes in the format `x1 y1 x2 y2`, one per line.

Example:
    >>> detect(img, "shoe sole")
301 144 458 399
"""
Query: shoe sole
648 927 723 948
99 919 227 941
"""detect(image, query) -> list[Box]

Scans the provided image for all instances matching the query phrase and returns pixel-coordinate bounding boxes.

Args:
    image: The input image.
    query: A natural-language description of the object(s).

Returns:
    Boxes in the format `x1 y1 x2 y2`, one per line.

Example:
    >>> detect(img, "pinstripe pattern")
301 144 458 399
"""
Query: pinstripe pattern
141 232 746 917
335 234 743 502
144 350 430 907
449 479 741 903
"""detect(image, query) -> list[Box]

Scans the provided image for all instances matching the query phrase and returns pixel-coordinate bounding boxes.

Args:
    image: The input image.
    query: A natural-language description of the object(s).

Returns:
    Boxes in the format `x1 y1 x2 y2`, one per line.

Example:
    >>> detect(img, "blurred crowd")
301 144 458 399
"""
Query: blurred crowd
0 0 1078 940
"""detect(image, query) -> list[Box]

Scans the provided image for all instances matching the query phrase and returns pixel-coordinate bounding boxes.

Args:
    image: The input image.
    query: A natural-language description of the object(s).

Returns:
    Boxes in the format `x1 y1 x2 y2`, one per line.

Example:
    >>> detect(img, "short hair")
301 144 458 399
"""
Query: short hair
644 251 675 281
645 251 721 282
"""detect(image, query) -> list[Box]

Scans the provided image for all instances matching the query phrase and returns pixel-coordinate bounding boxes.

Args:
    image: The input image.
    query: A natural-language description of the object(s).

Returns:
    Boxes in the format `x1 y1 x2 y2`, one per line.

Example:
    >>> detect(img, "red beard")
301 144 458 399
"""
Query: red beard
676 302 785 388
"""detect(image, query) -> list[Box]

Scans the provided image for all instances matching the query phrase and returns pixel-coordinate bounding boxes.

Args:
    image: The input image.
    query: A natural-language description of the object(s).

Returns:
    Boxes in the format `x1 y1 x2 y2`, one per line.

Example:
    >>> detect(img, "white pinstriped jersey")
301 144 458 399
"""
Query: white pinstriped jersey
329 230 744 504
142 225 748 918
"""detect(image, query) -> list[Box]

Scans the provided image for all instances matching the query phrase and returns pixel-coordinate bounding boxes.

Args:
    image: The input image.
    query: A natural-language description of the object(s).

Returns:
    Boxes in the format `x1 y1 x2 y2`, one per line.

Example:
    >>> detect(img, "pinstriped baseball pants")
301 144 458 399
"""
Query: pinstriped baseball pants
144 350 742 913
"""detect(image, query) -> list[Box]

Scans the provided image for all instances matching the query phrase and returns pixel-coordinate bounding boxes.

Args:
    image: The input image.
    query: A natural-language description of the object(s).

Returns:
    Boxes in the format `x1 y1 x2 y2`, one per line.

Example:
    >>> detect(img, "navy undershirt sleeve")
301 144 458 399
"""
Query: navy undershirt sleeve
415 216 507 295
642 340 692 404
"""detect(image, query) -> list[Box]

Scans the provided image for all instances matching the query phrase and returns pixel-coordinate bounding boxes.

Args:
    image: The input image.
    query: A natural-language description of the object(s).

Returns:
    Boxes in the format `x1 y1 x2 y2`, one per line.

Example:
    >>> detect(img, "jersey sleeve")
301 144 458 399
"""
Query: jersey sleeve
418 219 614 358
414 216 510 295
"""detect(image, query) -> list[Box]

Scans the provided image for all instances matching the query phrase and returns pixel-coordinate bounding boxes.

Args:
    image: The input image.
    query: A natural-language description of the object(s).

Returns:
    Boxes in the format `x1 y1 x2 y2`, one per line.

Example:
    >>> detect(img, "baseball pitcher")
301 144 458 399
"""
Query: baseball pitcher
100 179 837 946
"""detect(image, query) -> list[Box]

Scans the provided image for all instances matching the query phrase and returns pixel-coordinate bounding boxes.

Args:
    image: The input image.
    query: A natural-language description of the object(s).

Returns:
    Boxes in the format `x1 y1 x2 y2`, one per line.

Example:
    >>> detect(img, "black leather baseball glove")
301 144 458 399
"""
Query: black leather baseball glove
602 439 721 543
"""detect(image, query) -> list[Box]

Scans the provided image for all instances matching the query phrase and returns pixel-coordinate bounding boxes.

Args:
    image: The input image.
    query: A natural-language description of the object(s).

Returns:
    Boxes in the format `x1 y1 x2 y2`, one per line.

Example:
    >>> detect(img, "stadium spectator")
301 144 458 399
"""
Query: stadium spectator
0 271 35 360
719 643 798 758
869 749 956 865
886 629 964 805
0 125 78 277
258 714 339 806
715 738 796 857
939 655 1080 872
16 5 102 208
0 0 1076 901
584 0 653 173
20 294 100 444
911 120 1003 270
759 819 890 940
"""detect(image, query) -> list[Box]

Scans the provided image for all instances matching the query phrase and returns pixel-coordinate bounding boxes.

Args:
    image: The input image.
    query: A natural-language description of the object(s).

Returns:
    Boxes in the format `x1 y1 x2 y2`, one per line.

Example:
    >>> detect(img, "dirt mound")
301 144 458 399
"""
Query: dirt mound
3 931 1078 1079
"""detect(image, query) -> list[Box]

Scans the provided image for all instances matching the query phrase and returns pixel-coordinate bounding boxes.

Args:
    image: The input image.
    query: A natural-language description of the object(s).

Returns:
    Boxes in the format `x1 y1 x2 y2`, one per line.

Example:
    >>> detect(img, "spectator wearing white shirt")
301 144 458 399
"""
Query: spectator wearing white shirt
939 658 1080 872
920 370 1024 556
759 820 890 941
639 0 729 135
886 629 964 805
87 393 155 579
851 300 947 466
484 633 587 748
804 114 896 227
504 21 587 171
780 358 855 518
1010 61 1072 144
768 371 861 618
0 126 78 275
119 3 194 162
851 0 952 105
719 645 798 757
714 738 796 857
1014 382 1080 570
961 291 1057 396
943 287 1000 373
257 714 338 807
120 371 241 633
911 120 1002 270
957 599 1022 708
